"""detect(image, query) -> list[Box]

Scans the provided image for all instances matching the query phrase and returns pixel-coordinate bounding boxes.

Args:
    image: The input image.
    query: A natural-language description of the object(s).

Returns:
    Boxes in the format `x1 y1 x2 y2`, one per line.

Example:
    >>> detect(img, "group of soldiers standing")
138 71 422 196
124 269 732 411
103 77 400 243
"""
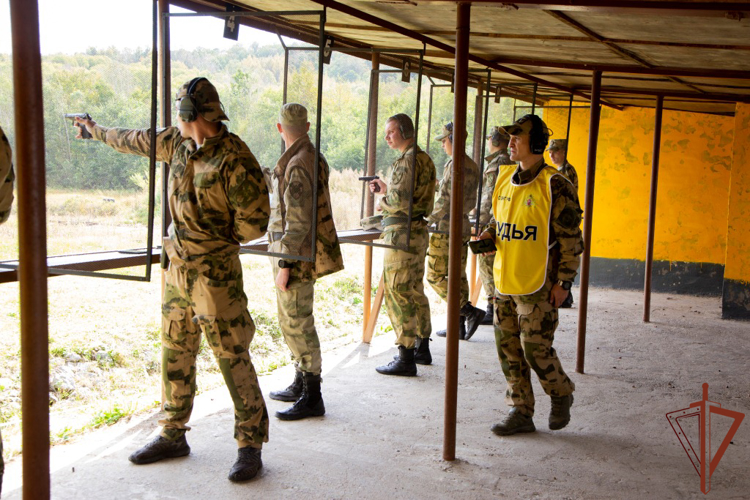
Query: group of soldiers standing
1 74 582 487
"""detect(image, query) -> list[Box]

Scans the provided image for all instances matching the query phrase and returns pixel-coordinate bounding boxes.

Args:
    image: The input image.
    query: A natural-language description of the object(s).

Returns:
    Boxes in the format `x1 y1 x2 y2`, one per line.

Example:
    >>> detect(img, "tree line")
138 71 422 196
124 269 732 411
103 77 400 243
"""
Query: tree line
0 45 515 191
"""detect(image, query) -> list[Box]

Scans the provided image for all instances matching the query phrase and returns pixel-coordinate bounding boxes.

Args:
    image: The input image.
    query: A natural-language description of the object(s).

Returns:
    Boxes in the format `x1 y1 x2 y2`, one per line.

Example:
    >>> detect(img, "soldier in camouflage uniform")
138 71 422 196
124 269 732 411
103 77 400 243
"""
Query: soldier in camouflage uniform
548 139 578 192
369 114 436 376
475 126 511 325
75 78 270 482
0 125 15 497
476 115 582 436
266 103 344 420
548 139 579 308
427 123 485 347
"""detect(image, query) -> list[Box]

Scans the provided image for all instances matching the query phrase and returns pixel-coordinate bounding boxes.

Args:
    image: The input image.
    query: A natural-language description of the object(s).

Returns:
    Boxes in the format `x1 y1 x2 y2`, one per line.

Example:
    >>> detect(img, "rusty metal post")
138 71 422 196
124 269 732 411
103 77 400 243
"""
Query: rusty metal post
363 52 380 338
576 70 602 375
643 95 664 323
10 1 50 498
444 1 470 462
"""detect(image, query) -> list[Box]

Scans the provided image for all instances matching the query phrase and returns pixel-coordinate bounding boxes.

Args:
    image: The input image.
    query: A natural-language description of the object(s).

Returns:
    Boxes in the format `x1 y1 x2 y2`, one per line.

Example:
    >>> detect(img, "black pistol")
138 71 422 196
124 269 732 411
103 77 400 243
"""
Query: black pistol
359 175 380 193
65 113 92 139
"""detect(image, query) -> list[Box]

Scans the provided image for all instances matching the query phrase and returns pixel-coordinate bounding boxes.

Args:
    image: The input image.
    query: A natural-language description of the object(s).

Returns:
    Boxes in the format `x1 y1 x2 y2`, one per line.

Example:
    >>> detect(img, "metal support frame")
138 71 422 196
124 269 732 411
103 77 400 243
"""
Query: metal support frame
565 93 574 142
576 70 603 374
1 3 161 283
168 8 327 263
444 1 471 463
643 95 664 323
362 52 380 340
350 48 426 252
159 0 172 284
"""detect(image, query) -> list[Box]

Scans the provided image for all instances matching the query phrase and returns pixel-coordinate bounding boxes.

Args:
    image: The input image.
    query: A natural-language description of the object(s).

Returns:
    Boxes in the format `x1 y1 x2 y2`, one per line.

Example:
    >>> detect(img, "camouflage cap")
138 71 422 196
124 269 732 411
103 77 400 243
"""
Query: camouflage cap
500 114 550 138
175 77 229 122
486 126 510 146
548 139 567 152
279 103 309 127
434 122 453 142
434 122 468 142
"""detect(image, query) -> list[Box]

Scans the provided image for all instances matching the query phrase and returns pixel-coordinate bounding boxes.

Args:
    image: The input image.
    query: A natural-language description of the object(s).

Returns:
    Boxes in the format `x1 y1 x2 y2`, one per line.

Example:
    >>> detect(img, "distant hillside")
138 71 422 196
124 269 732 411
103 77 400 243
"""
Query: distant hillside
0 45 512 190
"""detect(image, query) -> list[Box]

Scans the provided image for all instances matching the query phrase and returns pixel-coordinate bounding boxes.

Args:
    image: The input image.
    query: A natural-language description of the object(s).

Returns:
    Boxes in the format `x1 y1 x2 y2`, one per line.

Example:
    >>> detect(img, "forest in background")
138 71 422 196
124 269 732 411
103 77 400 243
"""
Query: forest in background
0 43 516 191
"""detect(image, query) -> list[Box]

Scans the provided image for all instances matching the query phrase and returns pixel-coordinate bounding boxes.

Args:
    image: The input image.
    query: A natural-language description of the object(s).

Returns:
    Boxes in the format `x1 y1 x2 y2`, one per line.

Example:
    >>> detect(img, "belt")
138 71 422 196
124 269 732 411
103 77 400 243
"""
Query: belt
382 215 425 227
268 231 284 242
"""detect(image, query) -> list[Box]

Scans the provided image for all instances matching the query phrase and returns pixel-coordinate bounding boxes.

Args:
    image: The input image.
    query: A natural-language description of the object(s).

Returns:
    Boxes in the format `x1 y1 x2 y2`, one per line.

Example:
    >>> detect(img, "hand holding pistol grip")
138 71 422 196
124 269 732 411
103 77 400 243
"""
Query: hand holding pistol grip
65 113 92 139
359 175 380 193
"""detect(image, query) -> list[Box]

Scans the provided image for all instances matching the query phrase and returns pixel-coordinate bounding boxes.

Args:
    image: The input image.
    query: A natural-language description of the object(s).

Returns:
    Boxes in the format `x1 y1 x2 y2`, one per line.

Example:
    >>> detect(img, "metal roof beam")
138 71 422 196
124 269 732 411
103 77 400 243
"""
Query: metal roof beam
482 55 750 80
309 0 622 108
415 1 750 18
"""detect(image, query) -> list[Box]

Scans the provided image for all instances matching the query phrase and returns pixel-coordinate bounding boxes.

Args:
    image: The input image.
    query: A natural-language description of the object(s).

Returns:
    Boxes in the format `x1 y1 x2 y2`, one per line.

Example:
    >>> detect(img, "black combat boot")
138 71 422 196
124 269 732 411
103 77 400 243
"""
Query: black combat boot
228 446 263 482
461 301 486 340
549 394 574 430
269 369 303 402
414 337 432 365
490 408 536 436
435 317 466 339
480 301 494 325
128 434 190 464
275 373 326 421
376 346 417 376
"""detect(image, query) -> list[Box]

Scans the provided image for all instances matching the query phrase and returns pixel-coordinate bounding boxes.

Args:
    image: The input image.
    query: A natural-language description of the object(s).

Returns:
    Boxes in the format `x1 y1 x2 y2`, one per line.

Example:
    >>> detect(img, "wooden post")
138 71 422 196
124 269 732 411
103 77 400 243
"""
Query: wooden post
363 52 380 340
444 1 470 462
469 82 484 300
643 96 664 322
10 0 50 498
576 70 602 375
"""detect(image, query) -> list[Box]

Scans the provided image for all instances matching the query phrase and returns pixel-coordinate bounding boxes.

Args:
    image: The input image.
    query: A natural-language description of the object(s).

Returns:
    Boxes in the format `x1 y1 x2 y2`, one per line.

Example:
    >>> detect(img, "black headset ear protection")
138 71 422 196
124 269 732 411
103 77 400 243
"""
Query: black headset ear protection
528 114 549 155
399 121 414 139
445 122 453 142
178 77 206 123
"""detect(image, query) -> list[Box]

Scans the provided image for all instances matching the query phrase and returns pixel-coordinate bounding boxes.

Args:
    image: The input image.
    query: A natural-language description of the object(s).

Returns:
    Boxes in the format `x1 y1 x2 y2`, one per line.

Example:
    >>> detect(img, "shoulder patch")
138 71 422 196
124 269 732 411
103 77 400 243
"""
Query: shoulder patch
289 180 304 200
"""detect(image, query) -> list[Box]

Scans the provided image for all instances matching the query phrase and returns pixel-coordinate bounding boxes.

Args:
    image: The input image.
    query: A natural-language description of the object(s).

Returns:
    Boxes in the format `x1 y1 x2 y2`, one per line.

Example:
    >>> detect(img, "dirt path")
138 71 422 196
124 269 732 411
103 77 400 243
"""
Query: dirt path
3 288 749 499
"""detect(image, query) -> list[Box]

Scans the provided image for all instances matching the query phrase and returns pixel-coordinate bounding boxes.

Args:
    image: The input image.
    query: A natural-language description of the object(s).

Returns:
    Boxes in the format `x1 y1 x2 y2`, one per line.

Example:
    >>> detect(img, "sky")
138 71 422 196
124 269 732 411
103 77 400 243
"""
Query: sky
0 0 283 54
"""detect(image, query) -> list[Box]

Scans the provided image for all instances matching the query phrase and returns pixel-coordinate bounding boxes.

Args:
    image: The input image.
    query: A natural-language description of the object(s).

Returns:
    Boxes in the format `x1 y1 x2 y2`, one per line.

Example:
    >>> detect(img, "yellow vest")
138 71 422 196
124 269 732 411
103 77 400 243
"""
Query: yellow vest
492 165 562 295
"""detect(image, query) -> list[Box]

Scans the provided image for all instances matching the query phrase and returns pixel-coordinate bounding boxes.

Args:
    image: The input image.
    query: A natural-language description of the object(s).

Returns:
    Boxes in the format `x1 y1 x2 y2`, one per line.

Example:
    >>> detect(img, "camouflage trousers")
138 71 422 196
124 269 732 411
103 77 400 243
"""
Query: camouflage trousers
478 252 496 304
494 290 575 417
271 263 321 376
161 258 269 448
426 233 470 309
382 224 431 348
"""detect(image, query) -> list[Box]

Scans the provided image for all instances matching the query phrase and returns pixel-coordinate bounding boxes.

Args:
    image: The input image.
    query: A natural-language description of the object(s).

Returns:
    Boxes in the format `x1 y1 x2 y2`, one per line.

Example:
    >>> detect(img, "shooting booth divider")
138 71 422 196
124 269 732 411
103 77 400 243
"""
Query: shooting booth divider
0 0 160 283
165 9 326 265
335 47 427 253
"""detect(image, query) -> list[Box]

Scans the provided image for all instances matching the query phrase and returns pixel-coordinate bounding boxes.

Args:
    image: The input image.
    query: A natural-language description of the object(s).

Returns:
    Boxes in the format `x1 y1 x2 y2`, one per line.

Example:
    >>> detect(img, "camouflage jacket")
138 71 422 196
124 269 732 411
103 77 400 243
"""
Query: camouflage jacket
379 145 436 226
489 159 583 303
558 161 579 193
269 134 344 282
477 150 512 226
92 124 270 270
0 127 14 224
427 153 480 236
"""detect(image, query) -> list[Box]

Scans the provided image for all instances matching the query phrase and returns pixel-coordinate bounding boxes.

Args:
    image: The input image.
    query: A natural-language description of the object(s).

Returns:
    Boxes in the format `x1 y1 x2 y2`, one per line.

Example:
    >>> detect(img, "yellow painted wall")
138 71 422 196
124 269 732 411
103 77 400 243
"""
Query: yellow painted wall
724 102 750 282
544 102 734 265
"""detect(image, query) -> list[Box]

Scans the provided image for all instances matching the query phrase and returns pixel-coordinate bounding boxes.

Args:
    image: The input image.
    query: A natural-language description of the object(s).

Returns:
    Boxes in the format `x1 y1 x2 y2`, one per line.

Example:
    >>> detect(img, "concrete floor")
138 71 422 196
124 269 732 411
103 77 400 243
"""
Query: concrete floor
3 288 749 499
